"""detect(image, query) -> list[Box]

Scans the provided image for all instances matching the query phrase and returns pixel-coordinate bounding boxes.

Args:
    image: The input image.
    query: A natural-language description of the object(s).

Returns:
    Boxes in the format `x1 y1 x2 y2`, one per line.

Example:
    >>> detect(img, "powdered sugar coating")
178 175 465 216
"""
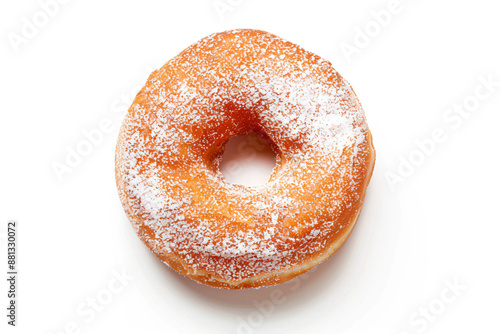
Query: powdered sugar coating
115 29 374 288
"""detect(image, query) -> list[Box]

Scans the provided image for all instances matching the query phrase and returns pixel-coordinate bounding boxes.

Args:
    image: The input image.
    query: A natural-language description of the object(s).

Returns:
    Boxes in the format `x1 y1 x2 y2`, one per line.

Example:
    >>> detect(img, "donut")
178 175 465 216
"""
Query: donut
115 29 375 289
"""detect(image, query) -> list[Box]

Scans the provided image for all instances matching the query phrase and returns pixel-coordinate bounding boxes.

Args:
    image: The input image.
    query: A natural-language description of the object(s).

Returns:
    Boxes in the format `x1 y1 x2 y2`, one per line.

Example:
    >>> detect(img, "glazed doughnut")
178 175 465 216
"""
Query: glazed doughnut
115 29 375 289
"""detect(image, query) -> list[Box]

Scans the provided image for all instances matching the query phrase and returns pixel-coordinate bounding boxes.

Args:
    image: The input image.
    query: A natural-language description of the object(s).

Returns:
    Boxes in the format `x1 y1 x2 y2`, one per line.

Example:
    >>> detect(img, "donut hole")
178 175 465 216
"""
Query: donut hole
219 131 277 186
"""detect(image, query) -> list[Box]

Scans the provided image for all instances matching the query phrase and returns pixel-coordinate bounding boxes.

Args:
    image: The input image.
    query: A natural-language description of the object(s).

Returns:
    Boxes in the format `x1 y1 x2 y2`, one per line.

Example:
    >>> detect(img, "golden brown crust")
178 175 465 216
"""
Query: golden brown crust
115 29 375 289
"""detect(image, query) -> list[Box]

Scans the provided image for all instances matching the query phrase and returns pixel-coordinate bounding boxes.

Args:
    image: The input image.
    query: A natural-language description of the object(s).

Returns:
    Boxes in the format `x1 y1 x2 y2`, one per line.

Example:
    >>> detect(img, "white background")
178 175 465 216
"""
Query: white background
1 0 500 333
